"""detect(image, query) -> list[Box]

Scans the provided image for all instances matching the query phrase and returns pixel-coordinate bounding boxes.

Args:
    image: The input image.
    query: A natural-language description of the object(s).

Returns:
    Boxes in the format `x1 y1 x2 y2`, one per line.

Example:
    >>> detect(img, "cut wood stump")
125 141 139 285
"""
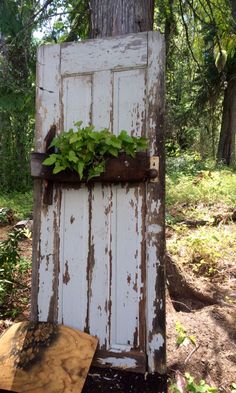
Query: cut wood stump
0 322 98 393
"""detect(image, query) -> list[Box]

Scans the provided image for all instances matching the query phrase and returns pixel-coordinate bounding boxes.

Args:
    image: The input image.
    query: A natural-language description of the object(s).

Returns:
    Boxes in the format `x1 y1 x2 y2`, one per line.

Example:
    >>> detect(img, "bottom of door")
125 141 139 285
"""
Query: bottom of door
92 349 146 373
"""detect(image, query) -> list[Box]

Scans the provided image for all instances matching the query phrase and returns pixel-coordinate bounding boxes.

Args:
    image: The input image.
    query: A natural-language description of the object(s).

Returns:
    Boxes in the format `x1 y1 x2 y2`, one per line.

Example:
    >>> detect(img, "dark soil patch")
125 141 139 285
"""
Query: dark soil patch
83 367 167 392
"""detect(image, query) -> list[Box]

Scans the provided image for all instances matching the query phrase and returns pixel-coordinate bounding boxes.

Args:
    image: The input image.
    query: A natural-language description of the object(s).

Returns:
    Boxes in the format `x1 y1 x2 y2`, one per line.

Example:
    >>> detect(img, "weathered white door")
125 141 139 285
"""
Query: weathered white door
31 32 165 374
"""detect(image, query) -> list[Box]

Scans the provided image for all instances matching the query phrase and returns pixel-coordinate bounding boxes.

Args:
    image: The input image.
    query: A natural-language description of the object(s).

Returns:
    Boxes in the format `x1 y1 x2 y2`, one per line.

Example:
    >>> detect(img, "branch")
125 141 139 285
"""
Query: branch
178 0 202 72
184 0 207 25
205 0 222 52
30 0 55 23
184 344 200 364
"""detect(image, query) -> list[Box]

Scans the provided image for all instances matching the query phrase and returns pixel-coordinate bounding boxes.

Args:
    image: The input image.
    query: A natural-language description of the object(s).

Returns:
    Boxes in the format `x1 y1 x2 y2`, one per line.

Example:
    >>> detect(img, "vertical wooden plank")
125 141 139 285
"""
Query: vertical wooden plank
34 45 62 151
31 44 62 323
59 74 93 329
146 31 166 373
88 184 112 347
62 75 92 129
113 69 146 136
110 68 146 351
58 188 89 329
89 71 112 348
110 185 144 350
92 71 112 130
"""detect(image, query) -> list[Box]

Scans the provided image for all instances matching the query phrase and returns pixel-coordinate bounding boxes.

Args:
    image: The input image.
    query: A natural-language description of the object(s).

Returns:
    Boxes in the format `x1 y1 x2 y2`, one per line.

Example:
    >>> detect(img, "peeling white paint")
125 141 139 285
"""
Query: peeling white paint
151 333 165 350
61 34 147 75
147 224 162 234
111 344 132 353
150 199 161 215
97 357 137 369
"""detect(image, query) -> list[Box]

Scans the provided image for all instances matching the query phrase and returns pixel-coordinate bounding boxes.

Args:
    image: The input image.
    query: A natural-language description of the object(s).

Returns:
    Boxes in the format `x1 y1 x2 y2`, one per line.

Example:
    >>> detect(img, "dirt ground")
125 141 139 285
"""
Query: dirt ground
0 223 235 392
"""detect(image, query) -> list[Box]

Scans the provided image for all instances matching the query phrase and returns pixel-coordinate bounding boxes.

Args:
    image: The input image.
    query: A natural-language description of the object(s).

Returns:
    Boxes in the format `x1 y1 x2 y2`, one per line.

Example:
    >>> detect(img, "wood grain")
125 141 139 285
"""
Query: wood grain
0 322 97 393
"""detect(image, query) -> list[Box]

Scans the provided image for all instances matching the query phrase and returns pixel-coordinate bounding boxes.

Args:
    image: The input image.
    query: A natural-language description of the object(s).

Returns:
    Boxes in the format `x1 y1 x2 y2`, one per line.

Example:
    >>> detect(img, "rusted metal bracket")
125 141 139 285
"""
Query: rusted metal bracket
31 152 158 184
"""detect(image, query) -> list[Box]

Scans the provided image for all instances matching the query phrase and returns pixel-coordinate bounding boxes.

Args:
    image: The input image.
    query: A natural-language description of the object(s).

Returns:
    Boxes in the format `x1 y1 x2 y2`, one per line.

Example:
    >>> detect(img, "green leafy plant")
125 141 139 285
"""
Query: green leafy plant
0 210 9 225
0 269 12 292
43 122 148 180
175 321 196 347
0 191 33 221
0 229 30 316
169 372 218 393
231 383 236 393
185 373 218 393
0 229 22 281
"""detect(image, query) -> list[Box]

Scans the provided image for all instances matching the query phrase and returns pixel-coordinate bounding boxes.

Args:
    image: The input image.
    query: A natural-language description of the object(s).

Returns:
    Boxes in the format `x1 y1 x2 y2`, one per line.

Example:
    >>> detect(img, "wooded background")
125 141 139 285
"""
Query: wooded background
0 0 235 192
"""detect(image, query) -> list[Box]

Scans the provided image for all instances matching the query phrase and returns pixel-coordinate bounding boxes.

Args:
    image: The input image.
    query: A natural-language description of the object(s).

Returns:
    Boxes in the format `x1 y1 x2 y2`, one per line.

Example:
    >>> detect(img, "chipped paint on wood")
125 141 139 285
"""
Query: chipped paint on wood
110 185 144 350
89 184 112 347
146 32 166 374
35 44 61 151
58 188 89 329
97 356 137 369
113 68 146 136
61 33 148 75
32 31 165 373
62 75 92 128
31 43 61 323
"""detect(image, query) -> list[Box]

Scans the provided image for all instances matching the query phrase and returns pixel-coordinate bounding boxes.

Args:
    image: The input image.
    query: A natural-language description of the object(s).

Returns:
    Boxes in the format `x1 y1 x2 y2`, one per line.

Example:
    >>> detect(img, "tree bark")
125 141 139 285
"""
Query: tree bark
89 0 154 38
217 75 236 165
217 0 236 166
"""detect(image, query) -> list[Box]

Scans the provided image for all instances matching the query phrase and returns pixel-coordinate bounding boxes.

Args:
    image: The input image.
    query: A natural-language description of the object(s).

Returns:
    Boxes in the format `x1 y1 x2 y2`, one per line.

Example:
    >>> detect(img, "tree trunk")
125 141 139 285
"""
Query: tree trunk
89 0 154 38
217 0 236 166
217 74 236 165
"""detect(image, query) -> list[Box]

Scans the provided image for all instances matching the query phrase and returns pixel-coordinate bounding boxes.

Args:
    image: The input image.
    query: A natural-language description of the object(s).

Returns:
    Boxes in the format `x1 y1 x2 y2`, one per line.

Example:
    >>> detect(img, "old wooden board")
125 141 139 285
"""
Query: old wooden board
0 322 98 393
31 31 166 374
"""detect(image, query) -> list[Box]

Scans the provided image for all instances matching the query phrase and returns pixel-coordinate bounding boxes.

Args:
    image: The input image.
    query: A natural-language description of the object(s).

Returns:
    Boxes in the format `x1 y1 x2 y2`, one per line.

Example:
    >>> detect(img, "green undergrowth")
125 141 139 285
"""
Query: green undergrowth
166 153 236 277
0 190 33 221
0 228 31 317
166 153 236 208
168 224 236 276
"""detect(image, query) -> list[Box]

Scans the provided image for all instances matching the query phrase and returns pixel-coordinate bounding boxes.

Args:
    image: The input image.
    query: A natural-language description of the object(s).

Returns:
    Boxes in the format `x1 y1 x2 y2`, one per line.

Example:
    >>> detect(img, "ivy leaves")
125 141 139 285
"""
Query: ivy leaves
43 123 148 180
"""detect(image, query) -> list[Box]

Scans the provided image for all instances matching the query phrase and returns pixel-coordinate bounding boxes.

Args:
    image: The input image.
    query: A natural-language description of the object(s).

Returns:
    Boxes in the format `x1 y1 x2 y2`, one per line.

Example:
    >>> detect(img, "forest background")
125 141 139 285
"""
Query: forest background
0 1 236 391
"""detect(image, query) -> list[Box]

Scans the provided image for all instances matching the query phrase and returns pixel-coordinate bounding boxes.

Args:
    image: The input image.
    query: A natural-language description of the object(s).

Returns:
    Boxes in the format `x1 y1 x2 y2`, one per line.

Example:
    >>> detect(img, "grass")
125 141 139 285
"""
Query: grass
167 223 236 276
166 153 236 277
0 190 33 220
166 154 236 207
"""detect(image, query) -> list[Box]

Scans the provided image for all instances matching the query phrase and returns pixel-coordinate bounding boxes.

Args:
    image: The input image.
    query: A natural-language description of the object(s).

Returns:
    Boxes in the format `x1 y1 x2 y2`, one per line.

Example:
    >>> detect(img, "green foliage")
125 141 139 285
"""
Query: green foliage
166 156 236 277
43 123 148 180
157 0 236 162
0 209 11 225
169 372 218 393
215 50 228 72
185 373 218 393
166 155 236 207
231 383 236 393
175 321 196 347
0 0 36 192
0 230 22 281
0 191 32 220
168 222 236 277
0 228 30 315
